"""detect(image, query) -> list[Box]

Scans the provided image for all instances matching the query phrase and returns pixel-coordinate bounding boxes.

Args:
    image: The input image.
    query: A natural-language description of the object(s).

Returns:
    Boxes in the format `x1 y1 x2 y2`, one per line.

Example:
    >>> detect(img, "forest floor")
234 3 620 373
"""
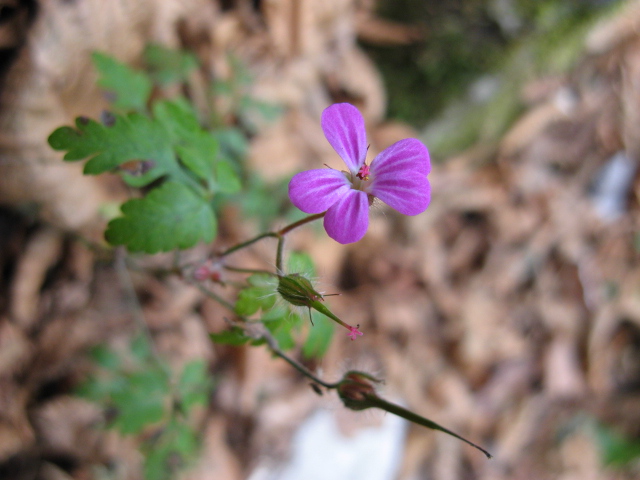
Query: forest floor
1 1 639 479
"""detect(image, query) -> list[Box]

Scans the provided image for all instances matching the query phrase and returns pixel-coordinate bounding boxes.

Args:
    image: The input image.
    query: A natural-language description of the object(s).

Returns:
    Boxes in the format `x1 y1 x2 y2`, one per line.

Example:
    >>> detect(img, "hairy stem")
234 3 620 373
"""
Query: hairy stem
194 282 237 313
276 212 325 237
218 213 326 259
218 232 278 258
262 331 339 389
223 265 277 276
276 236 285 273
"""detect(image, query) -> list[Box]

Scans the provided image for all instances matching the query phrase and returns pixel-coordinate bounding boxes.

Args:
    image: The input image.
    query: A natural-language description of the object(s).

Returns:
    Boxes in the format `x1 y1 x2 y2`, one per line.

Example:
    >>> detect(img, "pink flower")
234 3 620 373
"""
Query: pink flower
347 325 364 341
289 103 431 244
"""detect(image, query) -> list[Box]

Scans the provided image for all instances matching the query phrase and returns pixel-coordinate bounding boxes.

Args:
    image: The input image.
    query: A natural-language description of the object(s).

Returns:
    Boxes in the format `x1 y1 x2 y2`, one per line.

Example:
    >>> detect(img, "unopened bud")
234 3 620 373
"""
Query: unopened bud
277 274 322 307
193 260 225 283
277 274 364 340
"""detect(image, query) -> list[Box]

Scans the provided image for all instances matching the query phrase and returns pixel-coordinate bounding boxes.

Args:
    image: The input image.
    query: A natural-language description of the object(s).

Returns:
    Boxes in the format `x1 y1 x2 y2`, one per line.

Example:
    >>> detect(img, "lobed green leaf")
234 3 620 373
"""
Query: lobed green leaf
105 182 216 253
48 113 175 186
177 360 211 412
209 328 251 346
143 43 199 86
92 52 152 111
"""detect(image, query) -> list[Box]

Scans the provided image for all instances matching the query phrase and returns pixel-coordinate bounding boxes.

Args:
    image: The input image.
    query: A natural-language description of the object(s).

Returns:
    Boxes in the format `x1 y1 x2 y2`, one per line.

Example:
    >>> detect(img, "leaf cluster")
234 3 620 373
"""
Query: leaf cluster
77 336 212 480
48 46 285 254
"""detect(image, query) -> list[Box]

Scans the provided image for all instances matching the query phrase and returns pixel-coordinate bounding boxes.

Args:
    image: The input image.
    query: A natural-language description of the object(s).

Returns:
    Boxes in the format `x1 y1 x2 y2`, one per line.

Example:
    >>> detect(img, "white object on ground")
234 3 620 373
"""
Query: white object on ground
249 407 407 480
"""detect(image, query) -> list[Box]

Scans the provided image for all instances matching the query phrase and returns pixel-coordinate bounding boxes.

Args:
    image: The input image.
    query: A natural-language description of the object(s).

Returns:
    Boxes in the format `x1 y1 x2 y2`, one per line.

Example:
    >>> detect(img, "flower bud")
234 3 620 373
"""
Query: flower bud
277 274 322 307
193 260 225 283
277 274 364 339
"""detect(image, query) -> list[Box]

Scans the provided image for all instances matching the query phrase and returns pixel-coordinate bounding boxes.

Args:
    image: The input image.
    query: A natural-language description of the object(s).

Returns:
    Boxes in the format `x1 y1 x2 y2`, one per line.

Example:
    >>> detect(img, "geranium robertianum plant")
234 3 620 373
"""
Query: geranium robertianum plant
48 50 491 478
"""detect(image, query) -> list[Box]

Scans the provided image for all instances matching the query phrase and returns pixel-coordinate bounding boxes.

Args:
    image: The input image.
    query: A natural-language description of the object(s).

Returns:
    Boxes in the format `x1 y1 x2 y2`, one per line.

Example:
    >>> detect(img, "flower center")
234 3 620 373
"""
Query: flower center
342 163 373 194
356 163 370 181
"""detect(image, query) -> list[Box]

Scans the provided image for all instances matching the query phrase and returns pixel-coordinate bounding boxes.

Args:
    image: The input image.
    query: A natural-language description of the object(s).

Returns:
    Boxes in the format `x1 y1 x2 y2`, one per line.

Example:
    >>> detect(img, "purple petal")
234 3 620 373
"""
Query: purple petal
371 176 431 216
321 103 367 173
370 138 430 178
289 169 351 214
324 189 369 244
369 138 431 216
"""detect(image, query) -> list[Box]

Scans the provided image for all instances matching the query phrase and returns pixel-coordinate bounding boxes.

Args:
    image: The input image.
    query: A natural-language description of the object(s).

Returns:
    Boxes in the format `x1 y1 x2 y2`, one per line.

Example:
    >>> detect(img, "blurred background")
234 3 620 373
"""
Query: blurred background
1 0 639 479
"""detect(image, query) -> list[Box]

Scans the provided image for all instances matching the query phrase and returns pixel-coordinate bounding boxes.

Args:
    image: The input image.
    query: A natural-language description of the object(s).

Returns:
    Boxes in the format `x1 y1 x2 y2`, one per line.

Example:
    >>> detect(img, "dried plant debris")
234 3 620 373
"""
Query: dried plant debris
0 1 640 480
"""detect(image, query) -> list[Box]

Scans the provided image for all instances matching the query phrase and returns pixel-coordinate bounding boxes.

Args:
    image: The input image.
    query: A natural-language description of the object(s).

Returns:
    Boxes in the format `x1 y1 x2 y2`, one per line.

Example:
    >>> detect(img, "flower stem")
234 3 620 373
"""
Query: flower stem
218 232 279 257
276 212 325 236
194 282 237 313
262 332 339 389
218 213 326 259
224 265 277 276
276 236 285 273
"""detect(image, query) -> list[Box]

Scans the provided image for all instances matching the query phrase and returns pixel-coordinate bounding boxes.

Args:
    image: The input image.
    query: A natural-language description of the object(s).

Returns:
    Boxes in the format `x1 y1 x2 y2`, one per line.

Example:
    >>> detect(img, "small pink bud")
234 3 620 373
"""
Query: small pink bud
193 260 224 283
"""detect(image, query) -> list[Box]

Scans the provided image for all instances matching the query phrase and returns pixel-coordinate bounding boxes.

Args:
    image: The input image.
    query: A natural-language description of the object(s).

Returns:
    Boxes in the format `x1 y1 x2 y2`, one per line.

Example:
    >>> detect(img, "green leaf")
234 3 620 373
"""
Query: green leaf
76 375 127 403
105 182 217 253
111 369 168 434
175 132 218 183
247 273 274 287
264 310 296 351
48 113 175 186
144 448 170 480
153 99 237 192
113 399 165 435
171 422 199 456
154 99 226 187
287 251 316 277
213 127 248 162
261 303 289 322
152 98 201 140
209 328 251 346
92 52 152 111
90 345 121 370
234 275 277 316
234 288 261 316
177 360 211 412
302 310 335 359
214 160 241 194
131 335 153 362
595 422 640 467
143 43 199 85
142 421 200 480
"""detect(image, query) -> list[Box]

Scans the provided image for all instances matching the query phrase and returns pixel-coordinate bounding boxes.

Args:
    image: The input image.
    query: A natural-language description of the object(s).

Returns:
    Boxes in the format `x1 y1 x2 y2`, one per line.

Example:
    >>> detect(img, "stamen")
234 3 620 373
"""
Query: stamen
356 163 371 181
